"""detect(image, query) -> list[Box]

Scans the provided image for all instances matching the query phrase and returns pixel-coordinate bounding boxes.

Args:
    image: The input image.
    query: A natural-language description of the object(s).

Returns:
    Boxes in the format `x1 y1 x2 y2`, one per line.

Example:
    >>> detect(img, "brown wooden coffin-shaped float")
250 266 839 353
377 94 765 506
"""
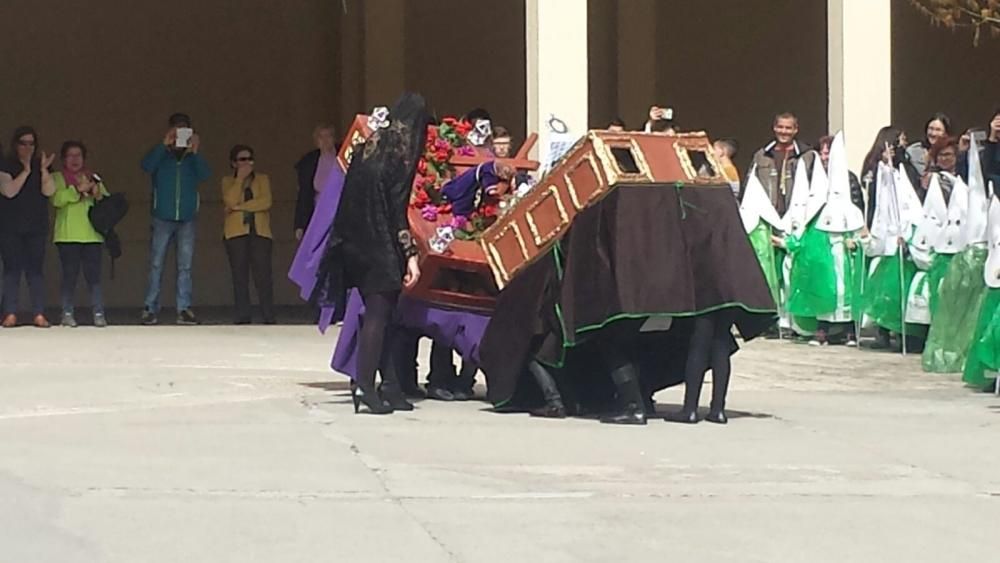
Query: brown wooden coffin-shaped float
478 131 728 290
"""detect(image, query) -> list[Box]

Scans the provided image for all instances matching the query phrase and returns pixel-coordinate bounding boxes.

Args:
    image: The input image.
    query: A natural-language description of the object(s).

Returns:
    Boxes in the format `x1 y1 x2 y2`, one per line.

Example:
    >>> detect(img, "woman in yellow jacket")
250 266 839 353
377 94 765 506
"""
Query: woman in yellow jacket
222 145 275 324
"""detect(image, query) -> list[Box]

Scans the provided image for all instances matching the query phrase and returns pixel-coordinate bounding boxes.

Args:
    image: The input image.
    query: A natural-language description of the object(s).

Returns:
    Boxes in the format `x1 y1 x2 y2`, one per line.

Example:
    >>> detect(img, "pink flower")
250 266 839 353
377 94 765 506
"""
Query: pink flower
449 215 469 230
421 205 439 222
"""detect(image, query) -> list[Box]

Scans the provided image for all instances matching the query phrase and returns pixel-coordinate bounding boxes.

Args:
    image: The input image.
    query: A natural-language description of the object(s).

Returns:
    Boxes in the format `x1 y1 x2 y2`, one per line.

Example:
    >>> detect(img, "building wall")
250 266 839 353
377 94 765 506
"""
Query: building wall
891 0 1000 144
0 0 341 310
586 0 829 172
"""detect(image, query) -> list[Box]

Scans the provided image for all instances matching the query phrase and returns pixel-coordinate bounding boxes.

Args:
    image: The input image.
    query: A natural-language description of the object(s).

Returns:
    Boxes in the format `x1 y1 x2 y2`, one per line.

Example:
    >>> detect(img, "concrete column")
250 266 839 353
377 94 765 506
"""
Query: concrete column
828 0 892 170
616 0 657 131
525 0 588 163
363 0 406 110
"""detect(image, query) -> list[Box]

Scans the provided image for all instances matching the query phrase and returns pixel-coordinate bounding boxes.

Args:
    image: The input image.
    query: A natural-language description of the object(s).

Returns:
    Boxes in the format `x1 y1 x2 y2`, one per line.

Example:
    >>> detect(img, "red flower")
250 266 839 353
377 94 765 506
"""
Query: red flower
456 120 473 136
417 159 428 175
481 204 499 218
442 117 458 126
434 149 450 162
412 187 431 207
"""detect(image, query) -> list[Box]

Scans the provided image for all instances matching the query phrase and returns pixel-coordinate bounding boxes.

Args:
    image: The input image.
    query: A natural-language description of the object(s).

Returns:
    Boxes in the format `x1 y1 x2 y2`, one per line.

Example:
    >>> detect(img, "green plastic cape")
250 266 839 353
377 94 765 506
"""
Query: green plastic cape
961 288 1000 388
748 221 780 305
923 246 988 373
926 252 953 317
862 252 916 335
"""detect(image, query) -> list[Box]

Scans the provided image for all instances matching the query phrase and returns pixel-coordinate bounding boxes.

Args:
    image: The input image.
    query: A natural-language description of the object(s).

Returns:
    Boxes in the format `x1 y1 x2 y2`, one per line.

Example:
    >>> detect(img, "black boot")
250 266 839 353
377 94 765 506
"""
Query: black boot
528 361 566 418
600 363 646 425
871 327 891 350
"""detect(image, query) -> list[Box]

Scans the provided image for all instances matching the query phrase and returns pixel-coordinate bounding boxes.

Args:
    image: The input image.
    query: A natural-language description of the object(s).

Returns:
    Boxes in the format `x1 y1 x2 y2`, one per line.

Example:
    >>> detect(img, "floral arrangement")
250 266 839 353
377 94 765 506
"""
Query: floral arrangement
411 117 504 239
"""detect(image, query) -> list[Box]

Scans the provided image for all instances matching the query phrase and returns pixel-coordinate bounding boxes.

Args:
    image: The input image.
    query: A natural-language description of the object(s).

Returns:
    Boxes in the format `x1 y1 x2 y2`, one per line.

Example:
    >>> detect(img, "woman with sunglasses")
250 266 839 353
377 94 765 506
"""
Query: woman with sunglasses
0 127 56 328
221 145 275 324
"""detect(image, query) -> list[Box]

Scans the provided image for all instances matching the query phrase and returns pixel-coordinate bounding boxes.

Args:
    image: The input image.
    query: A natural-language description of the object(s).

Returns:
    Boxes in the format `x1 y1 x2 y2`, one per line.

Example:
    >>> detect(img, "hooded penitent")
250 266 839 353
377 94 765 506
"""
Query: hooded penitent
961 195 1000 387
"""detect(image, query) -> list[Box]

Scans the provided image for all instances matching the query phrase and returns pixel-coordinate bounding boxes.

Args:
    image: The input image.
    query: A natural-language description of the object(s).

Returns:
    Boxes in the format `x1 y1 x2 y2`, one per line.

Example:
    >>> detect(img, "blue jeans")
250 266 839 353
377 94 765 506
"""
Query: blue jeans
144 217 195 312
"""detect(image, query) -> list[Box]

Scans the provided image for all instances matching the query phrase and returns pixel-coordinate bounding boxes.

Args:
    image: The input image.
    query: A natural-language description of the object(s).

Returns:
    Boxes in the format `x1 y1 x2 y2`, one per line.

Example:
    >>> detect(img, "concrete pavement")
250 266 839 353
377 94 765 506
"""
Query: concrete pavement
0 326 997 562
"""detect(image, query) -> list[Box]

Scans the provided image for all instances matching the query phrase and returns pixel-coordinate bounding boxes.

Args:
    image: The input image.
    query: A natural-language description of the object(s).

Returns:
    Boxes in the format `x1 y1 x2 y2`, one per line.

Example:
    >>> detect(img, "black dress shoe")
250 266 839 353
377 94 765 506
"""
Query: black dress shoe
705 410 728 424
451 388 474 401
400 385 427 399
426 387 455 401
530 403 567 418
600 404 647 425
664 410 699 424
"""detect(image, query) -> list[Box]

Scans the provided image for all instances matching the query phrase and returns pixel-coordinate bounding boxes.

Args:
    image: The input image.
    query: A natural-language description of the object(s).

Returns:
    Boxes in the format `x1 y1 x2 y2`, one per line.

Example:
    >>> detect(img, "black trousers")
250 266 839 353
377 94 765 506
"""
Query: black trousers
224 233 274 322
57 243 103 314
0 231 46 316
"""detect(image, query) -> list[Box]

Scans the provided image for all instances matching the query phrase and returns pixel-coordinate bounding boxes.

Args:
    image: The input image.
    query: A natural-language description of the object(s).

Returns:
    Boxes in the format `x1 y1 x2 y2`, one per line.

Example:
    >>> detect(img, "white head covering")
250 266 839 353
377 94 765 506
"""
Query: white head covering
816 132 865 233
911 173 949 253
739 165 786 233
895 163 924 236
783 158 812 237
986 194 1000 289
805 156 829 224
937 172 970 255
869 162 901 257
964 136 990 245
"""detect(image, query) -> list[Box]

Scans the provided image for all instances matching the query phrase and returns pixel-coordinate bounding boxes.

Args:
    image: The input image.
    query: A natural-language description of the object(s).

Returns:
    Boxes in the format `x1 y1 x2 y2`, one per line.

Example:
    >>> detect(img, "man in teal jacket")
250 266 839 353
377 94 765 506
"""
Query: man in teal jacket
140 112 211 325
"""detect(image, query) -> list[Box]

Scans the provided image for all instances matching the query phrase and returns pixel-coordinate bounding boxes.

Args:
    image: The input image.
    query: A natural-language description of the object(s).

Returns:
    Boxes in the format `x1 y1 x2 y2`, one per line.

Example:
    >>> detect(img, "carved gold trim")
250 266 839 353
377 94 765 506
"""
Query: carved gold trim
564 152 605 211
484 221 529 287
673 138 728 185
525 185 570 248
591 133 654 185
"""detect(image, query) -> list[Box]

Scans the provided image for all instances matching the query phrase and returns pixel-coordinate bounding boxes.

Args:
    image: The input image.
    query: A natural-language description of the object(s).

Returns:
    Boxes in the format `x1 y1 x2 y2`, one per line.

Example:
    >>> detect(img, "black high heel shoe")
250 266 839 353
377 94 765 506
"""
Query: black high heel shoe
351 382 393 415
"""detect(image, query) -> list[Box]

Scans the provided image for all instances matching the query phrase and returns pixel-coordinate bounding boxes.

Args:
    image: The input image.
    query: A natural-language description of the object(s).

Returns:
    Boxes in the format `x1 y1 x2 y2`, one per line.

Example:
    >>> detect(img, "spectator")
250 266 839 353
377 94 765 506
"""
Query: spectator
645 106 678 134
0 126 56 328
746 112 815 217
713 137 740 193
925 136 961 204
906 113 952 176
492 126 513 158
607 117 626 132
51 141 110 327
861 126 921 225
294 124 339 241
985 108 1000 197
222 145 275 325
140 112 210 325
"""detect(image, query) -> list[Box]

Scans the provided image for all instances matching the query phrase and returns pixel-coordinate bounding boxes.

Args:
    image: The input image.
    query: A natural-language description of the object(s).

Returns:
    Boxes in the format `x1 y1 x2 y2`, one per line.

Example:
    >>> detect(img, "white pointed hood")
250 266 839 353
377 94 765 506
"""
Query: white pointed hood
911 173 949 253
869 162 901 257
739 165 786 233
895 163 924 235
937 172 970 255
782 158 812 236
964 136 990 244
816 132 865 233
986 194 1000 288
805 156 829 224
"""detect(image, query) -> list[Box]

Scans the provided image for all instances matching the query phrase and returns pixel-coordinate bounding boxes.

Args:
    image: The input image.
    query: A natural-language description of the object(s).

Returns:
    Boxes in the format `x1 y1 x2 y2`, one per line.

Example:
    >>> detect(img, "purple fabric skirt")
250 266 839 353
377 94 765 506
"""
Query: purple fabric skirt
287 162 492 380
331 290 491 380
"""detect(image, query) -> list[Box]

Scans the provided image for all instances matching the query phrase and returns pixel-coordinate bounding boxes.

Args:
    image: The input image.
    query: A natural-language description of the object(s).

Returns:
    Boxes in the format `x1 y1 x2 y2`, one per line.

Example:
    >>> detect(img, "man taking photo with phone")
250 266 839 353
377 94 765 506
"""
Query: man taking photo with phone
139 112 211 325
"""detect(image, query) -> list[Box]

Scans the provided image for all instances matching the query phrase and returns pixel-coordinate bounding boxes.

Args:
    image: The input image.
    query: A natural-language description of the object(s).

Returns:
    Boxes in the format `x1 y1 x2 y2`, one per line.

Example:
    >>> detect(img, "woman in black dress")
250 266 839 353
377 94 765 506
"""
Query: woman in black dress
313 93 430 414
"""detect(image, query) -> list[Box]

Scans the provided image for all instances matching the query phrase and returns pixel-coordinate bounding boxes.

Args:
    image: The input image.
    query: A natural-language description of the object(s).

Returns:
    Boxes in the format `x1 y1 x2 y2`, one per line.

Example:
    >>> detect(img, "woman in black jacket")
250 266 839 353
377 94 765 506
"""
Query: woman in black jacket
293 124 340 241
312 94 429 415
0 127 57 328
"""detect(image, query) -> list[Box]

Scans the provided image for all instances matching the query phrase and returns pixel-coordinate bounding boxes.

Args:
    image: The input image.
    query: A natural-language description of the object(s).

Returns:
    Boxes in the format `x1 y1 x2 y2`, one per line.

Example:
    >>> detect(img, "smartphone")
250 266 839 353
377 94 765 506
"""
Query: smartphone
176 127 194 148
971 129 987 144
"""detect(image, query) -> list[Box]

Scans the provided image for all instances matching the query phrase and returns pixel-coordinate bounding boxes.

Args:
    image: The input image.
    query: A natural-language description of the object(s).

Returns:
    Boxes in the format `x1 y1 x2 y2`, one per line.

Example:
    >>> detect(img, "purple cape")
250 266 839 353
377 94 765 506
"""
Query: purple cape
287 162 492 380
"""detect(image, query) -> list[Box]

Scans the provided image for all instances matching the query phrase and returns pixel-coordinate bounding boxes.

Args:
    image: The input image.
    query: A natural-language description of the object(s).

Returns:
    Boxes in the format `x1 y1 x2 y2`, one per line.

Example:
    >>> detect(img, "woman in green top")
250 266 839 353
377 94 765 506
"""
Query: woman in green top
51 141 109 327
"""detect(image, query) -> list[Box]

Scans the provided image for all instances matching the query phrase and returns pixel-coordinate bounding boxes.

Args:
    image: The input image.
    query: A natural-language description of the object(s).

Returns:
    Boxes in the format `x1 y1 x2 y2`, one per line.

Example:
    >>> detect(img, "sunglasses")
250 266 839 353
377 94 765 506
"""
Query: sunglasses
235 157 254 162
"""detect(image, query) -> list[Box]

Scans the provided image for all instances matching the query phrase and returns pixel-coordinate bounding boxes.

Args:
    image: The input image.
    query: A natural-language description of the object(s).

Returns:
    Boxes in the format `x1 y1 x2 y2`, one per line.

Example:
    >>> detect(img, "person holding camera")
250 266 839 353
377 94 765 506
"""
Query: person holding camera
51 141 110 327
140 112 211 325
222 145 275 325
0 126 56 328
985 108 1000 197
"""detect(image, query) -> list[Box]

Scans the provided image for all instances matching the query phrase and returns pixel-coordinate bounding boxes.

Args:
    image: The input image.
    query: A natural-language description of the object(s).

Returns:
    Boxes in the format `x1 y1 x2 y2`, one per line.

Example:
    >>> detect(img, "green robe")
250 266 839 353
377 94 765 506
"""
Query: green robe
926 252 954 317
748 221 780 305
862 252 917 335
923 245 989 373
962 288 1000 388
